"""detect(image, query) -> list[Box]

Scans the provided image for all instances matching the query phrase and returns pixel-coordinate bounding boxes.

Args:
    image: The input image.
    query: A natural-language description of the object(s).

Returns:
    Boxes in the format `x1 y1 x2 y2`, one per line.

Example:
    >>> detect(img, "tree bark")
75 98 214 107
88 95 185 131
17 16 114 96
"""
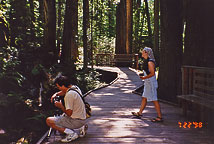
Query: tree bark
56 0 63 62
153 0 160 66
108 0 114 38
115 1 126 54
133 0 141 53
183 0 214 68
144 0 152 47
126 0 133 54
70 0 78 61
61 0 78 64
44 0 56 67
83 0 89 69
90 0 94 68
158 0 183 102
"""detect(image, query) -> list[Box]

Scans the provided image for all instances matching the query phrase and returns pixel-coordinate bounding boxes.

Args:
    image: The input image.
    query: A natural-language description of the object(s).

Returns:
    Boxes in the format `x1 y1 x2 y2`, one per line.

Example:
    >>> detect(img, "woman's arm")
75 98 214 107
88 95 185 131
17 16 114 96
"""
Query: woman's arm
140 61 155 80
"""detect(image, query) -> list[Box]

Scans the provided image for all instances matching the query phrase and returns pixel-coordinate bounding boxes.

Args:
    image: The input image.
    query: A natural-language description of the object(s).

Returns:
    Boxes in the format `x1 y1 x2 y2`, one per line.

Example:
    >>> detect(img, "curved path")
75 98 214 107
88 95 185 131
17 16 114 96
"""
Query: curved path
47 67 213 144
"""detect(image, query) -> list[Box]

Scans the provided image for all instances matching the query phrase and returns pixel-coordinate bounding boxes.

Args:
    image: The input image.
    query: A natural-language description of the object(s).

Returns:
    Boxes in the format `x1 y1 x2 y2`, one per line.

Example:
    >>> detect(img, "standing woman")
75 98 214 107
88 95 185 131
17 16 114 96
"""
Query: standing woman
132 47 163 122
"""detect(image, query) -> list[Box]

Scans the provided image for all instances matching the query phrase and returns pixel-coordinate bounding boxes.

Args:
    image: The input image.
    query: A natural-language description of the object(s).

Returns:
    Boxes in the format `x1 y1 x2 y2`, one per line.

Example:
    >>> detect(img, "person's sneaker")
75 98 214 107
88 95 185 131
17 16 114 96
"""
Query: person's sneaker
79 124 88 137
61 132 78 143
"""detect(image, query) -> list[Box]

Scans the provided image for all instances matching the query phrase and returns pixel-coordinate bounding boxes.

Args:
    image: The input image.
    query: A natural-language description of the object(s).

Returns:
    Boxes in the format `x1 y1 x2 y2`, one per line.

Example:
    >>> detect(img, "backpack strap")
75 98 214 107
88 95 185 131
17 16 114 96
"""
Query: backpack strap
67 86 85 103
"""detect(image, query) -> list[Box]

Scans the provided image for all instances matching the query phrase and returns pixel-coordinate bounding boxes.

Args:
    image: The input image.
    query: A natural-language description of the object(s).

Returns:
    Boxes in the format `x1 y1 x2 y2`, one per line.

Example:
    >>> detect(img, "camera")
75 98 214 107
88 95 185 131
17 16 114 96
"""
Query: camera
139 73 144 76
52 96 64 105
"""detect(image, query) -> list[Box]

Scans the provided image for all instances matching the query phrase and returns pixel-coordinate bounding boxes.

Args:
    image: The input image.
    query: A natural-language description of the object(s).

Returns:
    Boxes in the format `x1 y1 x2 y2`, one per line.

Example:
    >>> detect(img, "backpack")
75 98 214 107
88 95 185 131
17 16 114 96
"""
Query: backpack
67 87 91 119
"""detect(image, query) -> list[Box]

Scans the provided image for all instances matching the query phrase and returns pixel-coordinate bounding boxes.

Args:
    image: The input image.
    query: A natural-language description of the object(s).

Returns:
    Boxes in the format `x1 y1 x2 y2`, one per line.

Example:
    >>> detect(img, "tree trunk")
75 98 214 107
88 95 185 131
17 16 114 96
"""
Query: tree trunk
126 0 133 54
139 5 146 41
90 0 94 68
115 0 126 54
144 0 152 47
44 0 56 67
133 0 141 53
183 0 214 68
83 0 89 69
158 0 183 103
153 0 160 66
70 0 78 61
56 0 63 62
61 0 78 64
108 0 114 38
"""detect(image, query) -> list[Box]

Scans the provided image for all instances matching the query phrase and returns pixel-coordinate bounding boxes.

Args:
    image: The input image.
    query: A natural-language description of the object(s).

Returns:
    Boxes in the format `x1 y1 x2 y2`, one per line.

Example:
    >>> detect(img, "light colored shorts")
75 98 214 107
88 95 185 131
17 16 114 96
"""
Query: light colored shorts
54 114 86 130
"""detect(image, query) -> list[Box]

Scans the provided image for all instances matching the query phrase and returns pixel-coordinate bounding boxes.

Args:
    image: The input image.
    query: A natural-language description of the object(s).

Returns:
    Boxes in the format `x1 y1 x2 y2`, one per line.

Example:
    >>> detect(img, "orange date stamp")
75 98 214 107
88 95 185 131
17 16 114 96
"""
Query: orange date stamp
178 122 204 128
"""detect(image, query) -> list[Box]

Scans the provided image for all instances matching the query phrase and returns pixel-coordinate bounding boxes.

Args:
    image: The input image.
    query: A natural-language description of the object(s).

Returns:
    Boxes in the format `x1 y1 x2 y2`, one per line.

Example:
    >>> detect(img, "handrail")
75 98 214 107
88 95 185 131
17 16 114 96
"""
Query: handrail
96 53 139 69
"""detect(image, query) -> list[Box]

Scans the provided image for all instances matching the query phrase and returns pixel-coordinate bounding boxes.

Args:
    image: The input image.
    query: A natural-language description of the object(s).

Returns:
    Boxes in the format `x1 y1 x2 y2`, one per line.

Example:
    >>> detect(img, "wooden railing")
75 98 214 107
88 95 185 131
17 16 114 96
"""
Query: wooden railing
177 66 214 129
96 53 139 69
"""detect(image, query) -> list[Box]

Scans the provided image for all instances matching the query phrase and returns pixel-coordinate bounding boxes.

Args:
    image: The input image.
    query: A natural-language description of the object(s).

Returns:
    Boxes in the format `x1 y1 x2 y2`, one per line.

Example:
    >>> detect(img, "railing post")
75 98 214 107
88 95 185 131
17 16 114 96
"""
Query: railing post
135 54 139 70
182 66 194 95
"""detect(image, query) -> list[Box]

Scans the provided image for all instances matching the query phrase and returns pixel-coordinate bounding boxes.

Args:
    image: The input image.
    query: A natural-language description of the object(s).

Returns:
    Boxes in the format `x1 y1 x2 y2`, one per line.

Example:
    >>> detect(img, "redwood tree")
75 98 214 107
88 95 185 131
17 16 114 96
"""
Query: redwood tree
183 0 214 68
144 0 152 47
126 0 133 54
158 0 183 102
153 0 160 66
61 0 78 65
44 0 56 67
115 0 126 54
83 0 89 69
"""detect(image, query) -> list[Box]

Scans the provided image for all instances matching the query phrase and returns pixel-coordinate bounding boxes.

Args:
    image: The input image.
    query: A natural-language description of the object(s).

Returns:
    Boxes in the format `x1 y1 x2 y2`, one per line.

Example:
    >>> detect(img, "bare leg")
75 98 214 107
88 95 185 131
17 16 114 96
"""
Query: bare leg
139 97 147 114
153 101 162 118
46 117 65 133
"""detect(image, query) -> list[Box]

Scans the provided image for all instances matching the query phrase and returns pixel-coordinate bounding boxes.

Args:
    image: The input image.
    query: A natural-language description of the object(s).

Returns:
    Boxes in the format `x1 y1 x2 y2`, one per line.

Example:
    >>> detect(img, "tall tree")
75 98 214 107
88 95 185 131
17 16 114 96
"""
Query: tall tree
61 0 78 65
158 0 183 102
90 0 94 68
115 0 126 54
83 0 89 69
153 0 160 66
38 0 44 44
183 0 214 68
133 0 141 53
126 0 133 54
144 0 152 47
56 0 64 62
108 0 114 38
44 0 56 67
70 0 78 61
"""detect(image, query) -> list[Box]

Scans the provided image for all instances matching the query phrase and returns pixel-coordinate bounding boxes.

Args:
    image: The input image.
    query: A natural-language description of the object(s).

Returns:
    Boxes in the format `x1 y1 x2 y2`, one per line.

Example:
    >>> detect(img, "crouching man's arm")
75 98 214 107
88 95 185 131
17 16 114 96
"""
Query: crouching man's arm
54 101 72 117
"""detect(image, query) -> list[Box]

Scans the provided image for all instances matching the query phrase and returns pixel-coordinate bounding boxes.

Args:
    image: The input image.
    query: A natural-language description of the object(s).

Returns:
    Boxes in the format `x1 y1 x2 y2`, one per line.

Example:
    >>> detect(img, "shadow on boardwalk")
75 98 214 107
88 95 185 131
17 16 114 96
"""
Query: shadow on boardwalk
46 67 214 144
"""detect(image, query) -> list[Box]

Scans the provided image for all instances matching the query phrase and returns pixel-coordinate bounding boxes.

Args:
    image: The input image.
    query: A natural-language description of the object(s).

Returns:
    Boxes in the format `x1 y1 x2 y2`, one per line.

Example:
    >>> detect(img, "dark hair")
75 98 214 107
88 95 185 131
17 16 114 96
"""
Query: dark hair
53 75 71 87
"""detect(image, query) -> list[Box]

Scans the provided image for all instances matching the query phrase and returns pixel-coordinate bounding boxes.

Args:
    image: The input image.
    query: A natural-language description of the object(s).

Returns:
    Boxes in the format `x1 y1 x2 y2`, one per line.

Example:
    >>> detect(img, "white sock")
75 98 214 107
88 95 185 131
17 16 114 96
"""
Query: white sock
64 128 74 134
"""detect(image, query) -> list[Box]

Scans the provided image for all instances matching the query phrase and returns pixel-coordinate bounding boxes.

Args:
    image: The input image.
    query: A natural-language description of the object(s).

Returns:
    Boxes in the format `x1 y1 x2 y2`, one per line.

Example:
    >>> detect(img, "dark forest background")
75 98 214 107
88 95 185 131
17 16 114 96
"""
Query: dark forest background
0 0 214 143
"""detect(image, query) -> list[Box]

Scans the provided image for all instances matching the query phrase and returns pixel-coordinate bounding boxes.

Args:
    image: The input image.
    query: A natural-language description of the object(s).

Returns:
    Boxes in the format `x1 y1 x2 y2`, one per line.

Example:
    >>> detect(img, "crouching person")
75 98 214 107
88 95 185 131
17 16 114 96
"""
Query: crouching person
46 75 88 143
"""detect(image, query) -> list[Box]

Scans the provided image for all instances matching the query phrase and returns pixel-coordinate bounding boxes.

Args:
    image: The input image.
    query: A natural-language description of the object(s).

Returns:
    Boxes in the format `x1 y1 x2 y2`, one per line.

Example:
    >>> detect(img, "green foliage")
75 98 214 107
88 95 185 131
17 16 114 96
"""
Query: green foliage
0 45 24 93
133 0 155 52
76 68 105 94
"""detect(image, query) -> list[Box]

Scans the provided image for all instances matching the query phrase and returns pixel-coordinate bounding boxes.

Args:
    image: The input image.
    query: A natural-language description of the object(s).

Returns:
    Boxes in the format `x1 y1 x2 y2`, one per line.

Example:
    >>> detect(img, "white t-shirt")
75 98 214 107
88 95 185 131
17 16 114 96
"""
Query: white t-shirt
64 86 86 120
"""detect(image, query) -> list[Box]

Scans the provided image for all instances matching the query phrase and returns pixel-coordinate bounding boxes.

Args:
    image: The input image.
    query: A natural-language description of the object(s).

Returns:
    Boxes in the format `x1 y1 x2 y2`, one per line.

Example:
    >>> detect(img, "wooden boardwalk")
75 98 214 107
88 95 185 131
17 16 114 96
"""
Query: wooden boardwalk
44 67 214 144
